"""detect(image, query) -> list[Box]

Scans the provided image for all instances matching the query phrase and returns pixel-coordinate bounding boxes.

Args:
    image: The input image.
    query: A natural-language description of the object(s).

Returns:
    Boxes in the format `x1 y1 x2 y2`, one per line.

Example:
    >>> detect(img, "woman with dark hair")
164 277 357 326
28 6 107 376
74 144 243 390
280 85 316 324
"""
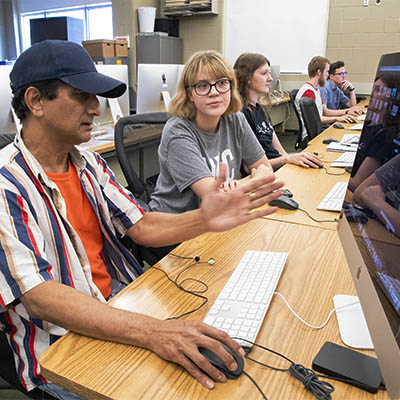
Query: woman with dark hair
234 53 322 170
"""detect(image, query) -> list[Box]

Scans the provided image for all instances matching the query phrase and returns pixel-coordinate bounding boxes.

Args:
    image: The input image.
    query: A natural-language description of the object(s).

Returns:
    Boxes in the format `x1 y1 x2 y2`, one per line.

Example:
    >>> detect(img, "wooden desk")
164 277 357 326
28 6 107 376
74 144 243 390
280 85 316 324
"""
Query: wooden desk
80 125 163 187
40 219 387 399
264 101 369 230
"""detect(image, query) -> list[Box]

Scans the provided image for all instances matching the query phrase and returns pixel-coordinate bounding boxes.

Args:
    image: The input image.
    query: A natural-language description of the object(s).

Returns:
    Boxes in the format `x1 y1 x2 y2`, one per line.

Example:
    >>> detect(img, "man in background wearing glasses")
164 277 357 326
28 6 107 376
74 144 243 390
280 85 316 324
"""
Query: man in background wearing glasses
319 61 363 116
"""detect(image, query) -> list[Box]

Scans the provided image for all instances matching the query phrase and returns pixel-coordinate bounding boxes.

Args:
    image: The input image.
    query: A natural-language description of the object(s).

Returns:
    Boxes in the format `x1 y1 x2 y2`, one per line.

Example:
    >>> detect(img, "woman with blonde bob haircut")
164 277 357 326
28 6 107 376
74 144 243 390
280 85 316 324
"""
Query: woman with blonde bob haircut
149 50 273 215
169 50 242 119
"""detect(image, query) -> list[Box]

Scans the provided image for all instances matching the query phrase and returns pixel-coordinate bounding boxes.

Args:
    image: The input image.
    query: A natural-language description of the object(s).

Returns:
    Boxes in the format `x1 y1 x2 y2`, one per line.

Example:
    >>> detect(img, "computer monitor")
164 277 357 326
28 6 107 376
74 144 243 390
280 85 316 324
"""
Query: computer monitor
92 64 129 131
0 65 18 134
270 65 281 93
0 64 129 135
338 52 400 399
136 64 184 114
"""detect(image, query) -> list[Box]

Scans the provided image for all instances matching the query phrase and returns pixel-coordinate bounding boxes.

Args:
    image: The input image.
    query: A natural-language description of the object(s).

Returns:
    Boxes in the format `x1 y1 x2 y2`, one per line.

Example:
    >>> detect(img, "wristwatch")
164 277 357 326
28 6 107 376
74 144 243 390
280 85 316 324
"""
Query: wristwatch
349 87 355 91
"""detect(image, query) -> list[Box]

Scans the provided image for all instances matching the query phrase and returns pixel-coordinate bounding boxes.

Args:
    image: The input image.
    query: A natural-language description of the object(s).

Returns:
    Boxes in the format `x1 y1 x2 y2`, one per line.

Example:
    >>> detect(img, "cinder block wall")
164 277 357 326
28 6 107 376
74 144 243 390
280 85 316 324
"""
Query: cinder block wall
169 0 224 62
326 0 400 88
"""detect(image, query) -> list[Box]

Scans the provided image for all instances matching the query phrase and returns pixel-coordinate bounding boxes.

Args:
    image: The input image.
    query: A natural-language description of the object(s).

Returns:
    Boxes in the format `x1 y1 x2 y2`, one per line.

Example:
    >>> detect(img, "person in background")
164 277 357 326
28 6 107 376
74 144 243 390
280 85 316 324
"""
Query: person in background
319 61 363 116
295 56 356 143
0 40 283 399
234 53 322 170
149 50 274 214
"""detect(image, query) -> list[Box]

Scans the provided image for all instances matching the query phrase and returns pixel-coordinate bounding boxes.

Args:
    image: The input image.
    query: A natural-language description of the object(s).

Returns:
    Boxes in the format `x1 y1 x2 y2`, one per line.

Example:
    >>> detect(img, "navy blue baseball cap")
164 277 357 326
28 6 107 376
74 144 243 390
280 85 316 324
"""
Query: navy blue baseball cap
10 40 126 98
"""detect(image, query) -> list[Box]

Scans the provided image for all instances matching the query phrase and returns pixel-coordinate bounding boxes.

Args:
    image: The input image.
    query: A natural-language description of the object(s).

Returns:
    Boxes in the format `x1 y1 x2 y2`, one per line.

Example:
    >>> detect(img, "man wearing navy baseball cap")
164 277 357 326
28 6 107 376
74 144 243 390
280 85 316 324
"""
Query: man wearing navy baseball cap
0 40 282 399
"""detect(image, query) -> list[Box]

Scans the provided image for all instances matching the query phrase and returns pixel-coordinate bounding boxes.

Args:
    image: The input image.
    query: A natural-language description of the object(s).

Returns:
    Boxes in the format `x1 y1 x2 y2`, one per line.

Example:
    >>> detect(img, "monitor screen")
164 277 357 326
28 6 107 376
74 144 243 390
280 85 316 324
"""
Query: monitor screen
0 65 18 134
270 65 280 92
136 64 184 114
338 52 400 399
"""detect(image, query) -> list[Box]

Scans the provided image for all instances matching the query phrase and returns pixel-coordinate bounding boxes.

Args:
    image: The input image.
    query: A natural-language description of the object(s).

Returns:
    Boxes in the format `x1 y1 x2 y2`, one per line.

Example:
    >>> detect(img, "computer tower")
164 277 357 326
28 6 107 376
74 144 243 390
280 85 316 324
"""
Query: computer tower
30 17 84 45
136 34 183 65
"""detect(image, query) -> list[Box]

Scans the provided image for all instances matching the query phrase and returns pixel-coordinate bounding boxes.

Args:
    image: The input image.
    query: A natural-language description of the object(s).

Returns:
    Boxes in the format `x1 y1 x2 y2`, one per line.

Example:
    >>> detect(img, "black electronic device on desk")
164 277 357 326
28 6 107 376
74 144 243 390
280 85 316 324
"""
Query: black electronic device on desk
323 138 339 144
269 195 299 210
312 342 383 393
198 344 244 379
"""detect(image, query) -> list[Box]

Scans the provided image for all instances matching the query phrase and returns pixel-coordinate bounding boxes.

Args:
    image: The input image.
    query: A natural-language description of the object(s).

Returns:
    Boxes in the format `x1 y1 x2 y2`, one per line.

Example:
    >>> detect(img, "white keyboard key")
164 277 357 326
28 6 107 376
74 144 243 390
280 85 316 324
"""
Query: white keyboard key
317 181 348 212
203 250 288 349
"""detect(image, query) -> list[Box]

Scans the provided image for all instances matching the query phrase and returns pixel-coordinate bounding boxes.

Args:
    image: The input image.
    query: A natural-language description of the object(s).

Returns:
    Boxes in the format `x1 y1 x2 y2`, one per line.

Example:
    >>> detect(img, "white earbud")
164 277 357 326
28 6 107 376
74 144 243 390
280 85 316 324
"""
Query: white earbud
193 255 215 265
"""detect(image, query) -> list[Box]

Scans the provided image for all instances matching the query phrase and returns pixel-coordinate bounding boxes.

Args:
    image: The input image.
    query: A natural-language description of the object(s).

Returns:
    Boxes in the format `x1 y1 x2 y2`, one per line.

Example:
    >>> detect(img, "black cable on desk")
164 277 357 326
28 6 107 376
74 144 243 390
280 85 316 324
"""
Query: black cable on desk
242 371 269 400
149 261 210 320
235 338 335 400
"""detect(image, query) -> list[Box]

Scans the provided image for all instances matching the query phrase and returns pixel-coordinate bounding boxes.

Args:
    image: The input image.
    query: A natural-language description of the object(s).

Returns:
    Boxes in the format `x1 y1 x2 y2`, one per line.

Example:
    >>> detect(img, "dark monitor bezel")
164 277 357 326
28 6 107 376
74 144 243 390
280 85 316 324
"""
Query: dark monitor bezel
338 215 400 399
338 51 400 399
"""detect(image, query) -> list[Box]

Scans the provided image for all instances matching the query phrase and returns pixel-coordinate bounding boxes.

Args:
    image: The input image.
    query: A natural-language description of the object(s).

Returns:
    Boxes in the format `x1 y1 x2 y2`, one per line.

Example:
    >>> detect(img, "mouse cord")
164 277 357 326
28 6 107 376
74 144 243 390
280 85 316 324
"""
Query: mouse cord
274 292 360 329
234 338 335 400
242 371 269 400
298 208 338 223
149 261 210 320
321 165 348 176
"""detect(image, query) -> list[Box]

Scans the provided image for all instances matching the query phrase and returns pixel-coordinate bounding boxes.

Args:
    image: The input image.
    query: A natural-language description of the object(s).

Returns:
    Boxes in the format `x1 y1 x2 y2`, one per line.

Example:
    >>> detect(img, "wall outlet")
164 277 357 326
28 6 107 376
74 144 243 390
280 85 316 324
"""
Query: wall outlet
363 0 369 5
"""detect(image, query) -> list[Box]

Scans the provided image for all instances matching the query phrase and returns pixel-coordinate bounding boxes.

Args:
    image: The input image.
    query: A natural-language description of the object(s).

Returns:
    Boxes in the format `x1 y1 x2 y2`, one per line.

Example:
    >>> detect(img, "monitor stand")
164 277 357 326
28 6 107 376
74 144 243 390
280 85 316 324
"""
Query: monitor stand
10 107 22 133
107 98 124 125
161 90 171 111
333 294 374 350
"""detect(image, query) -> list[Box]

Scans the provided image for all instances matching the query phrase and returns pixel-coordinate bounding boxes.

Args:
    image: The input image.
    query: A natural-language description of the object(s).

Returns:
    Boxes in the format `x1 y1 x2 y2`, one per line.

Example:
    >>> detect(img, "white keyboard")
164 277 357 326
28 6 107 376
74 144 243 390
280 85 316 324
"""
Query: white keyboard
348 123 364 130
203 250 288 348
317 181 348 212
331 152 356 168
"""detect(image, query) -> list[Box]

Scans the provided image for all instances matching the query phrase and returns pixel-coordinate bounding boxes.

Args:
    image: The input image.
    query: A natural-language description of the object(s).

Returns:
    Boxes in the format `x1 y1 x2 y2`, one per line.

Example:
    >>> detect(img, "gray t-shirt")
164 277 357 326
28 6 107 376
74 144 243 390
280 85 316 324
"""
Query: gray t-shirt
149 112 265 213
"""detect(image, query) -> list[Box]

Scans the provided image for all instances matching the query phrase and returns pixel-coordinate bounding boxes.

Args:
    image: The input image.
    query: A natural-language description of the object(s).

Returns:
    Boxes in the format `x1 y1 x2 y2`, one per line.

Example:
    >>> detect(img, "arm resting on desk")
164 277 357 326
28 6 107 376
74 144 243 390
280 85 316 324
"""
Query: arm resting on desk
24 280 242 389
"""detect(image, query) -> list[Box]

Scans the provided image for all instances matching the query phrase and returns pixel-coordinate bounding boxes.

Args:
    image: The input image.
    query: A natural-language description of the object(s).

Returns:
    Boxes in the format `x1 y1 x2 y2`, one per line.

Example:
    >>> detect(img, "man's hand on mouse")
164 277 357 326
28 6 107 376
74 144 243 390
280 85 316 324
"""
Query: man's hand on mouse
146 319 245 389
283 152 323 169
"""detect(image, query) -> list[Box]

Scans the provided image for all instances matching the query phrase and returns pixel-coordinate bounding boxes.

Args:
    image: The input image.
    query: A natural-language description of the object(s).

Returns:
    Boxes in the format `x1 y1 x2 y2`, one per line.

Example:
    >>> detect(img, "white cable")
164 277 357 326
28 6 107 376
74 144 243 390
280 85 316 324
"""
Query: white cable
274 292 360 330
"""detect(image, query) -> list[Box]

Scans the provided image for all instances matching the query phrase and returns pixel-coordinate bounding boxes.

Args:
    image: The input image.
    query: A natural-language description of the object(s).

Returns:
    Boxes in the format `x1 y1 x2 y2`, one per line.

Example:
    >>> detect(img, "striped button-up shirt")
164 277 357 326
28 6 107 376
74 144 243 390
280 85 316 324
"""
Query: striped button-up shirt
0 134 144 391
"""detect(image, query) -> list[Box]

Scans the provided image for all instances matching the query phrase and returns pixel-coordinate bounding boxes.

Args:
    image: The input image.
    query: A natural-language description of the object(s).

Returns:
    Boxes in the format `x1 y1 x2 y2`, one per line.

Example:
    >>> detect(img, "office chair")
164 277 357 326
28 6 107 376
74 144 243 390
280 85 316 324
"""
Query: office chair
114 112 169 205
0 133 16 149
114 112 173 266
289 89 307 150
0 330 56 399
299 97 323 142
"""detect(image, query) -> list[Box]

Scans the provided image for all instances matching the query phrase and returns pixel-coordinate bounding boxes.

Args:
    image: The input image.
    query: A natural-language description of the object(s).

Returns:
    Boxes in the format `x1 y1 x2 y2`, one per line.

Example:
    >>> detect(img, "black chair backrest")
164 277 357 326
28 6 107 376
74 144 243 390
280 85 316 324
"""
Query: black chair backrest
299 97 323 142
290 89 306 150
0 331 55 398
0 133 16 150
114 112 169 202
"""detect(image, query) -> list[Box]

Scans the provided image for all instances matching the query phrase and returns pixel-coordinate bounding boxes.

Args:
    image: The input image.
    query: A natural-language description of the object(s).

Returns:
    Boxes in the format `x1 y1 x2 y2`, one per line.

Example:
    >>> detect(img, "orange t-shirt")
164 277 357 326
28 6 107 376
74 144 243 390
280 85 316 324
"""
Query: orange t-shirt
46 160 112 298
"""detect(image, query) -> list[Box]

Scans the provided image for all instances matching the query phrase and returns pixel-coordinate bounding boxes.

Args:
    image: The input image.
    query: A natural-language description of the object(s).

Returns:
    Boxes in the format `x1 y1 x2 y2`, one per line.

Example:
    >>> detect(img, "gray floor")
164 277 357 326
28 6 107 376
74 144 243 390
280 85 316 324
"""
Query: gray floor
278 130 299 153
0 130 300 400
0 389 29 399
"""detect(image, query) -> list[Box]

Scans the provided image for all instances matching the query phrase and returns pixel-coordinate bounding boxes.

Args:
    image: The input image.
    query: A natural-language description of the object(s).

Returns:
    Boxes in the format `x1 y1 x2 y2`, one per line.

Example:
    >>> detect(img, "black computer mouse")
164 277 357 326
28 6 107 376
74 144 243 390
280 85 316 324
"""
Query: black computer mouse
322 138 339 144
198 343 244 379
269 195 299 210
281 188 293 198
333 123 345 129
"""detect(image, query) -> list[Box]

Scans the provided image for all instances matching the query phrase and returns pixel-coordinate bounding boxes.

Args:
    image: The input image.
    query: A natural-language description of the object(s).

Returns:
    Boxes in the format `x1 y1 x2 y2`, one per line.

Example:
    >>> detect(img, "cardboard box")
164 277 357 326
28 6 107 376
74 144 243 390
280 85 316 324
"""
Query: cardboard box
114 40 128 57
82 40 115 58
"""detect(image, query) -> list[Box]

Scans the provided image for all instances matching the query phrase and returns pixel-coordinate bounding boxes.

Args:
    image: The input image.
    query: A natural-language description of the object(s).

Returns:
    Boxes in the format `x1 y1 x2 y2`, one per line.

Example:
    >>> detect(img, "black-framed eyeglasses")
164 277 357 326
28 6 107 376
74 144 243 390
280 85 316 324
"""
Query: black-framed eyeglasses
192 79 232 96
334 72 348 77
